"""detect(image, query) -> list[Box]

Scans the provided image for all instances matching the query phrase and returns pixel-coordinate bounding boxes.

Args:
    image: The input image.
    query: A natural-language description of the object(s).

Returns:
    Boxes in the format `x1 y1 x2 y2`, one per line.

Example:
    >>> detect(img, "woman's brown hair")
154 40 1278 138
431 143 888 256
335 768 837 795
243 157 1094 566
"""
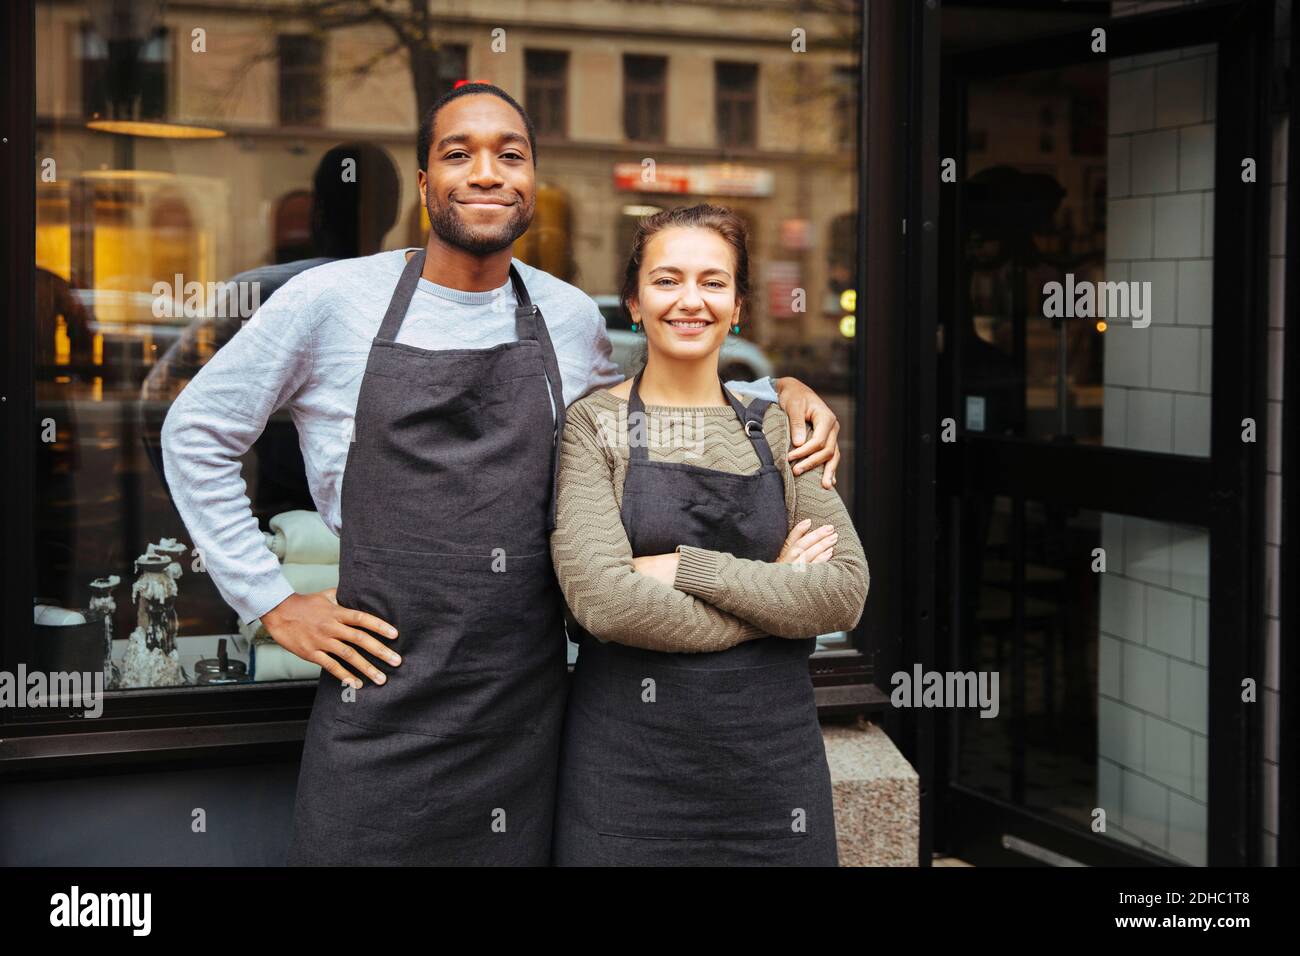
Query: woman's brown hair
620 203 751 327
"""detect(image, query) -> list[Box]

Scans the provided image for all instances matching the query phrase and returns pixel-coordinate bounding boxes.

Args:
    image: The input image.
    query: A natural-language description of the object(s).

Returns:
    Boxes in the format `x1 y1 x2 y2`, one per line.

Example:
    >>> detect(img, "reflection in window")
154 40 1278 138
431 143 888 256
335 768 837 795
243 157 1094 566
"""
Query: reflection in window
434 44 469 102
278 34 324 127
525 49 568 138
31 0 865 690
624 54 667 143
716 61 758 148
80 23 169 121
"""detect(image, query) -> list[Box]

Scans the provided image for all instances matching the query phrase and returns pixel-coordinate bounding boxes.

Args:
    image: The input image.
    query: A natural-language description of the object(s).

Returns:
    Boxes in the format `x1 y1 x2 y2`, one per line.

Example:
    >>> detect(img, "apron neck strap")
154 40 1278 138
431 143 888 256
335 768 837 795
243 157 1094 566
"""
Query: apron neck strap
378 250 538 342
626 367 775 467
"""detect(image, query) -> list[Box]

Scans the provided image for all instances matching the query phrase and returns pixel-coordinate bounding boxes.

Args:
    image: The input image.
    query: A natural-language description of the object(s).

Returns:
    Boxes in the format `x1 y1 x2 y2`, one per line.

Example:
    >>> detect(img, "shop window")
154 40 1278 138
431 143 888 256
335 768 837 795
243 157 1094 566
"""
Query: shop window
22 0 866 712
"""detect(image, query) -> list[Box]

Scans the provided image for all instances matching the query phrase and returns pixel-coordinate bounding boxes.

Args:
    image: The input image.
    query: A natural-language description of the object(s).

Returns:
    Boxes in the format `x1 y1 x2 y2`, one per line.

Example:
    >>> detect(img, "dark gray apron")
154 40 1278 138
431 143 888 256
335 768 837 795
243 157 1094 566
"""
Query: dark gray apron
287 249 569 865
552 369 838 866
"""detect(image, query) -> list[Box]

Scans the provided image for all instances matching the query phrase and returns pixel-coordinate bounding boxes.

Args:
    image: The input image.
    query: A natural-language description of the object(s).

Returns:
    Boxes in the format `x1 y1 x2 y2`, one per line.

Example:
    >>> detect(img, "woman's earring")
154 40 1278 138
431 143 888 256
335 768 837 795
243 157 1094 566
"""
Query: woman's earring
631 318 639 332
731 323 741 335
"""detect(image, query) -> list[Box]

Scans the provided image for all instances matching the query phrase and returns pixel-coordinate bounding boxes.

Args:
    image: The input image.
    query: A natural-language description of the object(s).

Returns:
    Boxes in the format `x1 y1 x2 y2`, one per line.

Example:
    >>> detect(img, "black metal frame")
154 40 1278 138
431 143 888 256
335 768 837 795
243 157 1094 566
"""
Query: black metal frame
1 0 889 776
852 0 943 866
935 0 1270 866
1277 0 1299 870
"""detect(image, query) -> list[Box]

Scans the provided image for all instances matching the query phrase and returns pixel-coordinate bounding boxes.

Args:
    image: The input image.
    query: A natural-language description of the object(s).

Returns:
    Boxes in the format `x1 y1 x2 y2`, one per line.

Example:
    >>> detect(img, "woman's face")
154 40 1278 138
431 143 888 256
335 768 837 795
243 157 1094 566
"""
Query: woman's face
629 226 741 366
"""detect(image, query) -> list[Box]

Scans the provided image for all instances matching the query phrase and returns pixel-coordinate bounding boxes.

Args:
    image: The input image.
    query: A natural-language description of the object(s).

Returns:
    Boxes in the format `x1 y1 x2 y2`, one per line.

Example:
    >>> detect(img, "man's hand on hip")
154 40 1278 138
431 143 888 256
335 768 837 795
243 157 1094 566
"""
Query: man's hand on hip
261 590 400 688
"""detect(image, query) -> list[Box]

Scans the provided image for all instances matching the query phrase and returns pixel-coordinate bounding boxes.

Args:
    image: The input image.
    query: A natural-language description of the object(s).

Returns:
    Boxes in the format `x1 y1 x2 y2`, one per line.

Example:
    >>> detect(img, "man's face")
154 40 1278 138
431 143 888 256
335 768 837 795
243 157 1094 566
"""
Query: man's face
418 95 536 256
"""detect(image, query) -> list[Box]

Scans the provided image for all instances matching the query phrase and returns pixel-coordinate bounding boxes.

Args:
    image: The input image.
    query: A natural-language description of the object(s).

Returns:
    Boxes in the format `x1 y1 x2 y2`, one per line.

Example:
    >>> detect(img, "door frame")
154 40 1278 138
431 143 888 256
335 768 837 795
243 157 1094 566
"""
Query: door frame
932 0 1271 866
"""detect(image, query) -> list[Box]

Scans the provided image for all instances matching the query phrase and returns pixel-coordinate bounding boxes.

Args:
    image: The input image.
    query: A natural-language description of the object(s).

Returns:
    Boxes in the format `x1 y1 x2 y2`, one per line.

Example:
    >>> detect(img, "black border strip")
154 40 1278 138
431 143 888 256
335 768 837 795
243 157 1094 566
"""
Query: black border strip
1 0 35 681
1276 0 1298 869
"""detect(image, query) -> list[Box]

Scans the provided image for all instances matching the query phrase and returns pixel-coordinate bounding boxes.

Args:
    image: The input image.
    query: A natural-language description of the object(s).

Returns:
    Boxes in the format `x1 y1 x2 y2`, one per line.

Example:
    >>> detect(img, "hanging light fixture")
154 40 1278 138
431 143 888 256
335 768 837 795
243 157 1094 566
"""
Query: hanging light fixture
83 0 224 140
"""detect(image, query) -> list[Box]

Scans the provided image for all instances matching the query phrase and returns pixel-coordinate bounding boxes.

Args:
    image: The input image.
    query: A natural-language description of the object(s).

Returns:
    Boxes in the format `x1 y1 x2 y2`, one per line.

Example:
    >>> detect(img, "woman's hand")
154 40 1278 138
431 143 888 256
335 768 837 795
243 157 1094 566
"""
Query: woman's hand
776 519 837 565
631 552 680 585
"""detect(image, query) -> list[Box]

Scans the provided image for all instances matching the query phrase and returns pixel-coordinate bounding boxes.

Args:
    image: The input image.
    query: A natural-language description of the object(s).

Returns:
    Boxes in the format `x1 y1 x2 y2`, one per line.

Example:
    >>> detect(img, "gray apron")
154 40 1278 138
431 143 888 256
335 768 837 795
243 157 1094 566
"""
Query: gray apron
552 369 838 865
287 249 569 865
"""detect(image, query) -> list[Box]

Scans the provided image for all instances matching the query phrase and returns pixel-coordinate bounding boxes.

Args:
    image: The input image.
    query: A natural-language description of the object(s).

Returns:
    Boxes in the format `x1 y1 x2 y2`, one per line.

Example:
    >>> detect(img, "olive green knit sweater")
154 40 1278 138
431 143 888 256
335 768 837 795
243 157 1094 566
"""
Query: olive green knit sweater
550 388 869 653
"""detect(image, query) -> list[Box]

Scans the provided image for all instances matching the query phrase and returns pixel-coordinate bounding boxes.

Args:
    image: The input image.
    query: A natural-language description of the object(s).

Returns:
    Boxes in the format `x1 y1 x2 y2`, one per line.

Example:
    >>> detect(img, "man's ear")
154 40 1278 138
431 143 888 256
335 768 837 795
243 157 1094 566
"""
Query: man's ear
417 169 428 205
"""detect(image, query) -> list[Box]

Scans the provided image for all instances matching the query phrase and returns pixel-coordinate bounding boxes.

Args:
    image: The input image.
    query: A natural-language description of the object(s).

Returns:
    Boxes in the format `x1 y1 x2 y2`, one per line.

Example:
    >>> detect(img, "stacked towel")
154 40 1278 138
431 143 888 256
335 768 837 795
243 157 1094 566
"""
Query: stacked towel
248 511 340 682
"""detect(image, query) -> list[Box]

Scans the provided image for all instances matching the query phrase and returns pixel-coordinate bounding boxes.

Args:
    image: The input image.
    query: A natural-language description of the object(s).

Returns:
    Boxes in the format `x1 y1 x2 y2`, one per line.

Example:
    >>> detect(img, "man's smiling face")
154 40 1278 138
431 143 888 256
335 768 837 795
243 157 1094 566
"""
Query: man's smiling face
418 94 536 256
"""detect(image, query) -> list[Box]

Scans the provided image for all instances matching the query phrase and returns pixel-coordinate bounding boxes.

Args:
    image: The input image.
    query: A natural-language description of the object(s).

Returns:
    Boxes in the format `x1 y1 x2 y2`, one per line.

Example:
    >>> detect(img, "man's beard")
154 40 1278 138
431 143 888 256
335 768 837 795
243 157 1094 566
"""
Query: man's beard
426 193 533 255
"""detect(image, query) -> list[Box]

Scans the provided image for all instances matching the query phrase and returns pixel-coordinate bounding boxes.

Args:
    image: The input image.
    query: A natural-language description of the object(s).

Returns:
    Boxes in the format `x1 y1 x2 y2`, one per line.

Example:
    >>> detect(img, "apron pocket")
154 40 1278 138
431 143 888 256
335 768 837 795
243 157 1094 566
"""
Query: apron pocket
332 544 563 738
590 658 827 841
298 706 429 823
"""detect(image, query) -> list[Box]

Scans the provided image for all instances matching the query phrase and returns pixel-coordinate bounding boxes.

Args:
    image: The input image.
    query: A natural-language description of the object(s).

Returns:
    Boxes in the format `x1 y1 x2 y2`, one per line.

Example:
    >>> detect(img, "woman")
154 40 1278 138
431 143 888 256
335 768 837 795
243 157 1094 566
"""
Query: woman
550 203 869 866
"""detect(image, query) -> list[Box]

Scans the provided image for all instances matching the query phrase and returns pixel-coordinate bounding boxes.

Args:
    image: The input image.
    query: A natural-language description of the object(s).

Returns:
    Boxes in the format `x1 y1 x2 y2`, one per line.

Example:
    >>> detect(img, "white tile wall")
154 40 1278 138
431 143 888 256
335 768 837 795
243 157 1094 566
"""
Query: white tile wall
1179 123 1215 190
1099 14 1218 862
1122 642 1170 716
1173 392 1211 456
1131 129 1179 194
1145 585 1195 659
1176 259 1213 326
1105 0 1285 867
1155 58 1206 127
1131 259 1177 325
1126 389 1174 451
1150 326 1201 391
1154 193 1205 258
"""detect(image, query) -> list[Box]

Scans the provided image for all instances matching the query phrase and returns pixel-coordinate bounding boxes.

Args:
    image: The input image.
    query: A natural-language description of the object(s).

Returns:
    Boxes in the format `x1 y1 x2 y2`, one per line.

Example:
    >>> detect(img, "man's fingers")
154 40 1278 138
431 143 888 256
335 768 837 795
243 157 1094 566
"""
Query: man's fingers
333 623 402 666
311 650 362 689
784 397 809 446
323 638 388 685
822 445 842 489
788 407 835 466
338 606 398 639
792 442 835 476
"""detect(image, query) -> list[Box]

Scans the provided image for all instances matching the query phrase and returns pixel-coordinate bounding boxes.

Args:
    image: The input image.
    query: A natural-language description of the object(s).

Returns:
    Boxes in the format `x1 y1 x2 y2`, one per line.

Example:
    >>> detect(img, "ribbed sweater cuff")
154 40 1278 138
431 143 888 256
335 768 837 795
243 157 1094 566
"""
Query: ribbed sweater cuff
674 545 722 600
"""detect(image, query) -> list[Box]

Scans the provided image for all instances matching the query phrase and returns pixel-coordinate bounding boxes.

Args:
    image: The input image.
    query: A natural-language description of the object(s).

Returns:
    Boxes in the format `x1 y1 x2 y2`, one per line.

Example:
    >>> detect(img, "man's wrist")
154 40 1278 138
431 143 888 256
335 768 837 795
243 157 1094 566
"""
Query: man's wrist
243 577 298 628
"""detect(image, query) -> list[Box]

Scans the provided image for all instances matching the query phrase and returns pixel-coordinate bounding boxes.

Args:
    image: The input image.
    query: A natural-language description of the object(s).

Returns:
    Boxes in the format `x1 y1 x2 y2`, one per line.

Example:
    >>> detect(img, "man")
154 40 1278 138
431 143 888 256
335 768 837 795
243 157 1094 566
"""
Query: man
161 82 842 866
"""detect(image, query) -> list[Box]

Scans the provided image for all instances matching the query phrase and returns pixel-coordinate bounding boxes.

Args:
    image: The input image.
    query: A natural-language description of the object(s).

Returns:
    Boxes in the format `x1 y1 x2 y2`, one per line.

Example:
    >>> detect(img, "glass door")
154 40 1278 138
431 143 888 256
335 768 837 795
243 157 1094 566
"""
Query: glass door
935 0 1271 866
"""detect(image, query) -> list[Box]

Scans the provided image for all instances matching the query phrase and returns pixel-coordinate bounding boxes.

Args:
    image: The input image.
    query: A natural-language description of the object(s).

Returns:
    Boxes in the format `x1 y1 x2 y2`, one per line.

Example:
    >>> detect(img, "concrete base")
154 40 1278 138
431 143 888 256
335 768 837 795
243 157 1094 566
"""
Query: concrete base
823 720 919 866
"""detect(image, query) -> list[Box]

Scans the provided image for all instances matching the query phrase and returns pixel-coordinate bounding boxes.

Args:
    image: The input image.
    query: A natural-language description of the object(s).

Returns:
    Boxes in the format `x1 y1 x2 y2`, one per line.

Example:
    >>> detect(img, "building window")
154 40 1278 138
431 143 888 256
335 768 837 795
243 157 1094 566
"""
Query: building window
278 34 324 127
434 44 469 102
715 61 758 148
525 49 568 138
80 24 169 121
832 65 857 150
624 54 667 143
